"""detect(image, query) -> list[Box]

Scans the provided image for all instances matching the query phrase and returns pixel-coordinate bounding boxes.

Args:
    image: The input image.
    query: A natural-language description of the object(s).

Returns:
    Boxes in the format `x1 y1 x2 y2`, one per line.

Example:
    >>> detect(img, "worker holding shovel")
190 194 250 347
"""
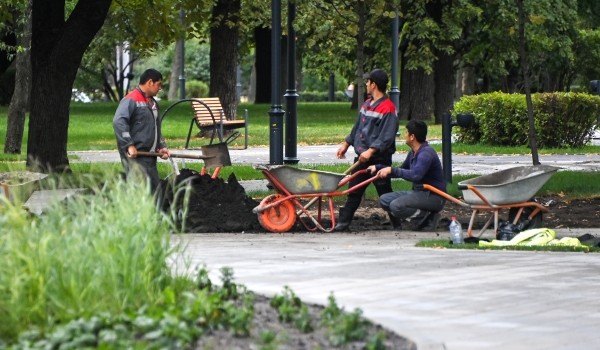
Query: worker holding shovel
113 68 170 192
335 69 399 231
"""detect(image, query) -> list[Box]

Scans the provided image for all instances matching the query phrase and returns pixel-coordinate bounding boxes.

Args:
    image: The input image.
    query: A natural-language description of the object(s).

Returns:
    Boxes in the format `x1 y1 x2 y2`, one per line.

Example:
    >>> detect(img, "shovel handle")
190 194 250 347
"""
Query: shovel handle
344 161 361 175
137 151 215 160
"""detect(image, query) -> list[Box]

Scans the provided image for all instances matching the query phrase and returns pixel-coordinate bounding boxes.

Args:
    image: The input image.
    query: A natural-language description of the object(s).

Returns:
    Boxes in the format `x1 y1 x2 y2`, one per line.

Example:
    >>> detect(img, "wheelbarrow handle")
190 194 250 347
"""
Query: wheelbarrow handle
137 151 215 160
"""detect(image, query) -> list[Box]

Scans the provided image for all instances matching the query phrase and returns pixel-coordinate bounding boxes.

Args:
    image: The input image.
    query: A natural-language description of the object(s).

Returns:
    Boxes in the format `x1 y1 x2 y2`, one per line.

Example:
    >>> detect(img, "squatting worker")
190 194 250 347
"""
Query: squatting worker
334 68 399 231
113 68 170 192
368 120 446 231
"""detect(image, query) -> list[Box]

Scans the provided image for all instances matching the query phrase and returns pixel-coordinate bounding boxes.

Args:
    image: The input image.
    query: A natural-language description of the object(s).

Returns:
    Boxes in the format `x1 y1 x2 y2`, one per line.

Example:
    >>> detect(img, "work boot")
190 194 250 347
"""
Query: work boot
419 212 441 231
334 207 353 231
388 212 403 230
403 210 430 231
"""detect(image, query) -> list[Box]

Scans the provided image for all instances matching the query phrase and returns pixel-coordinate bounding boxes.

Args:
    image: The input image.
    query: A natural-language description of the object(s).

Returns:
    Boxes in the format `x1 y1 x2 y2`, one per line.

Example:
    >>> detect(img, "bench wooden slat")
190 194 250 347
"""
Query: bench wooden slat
186 97 248 149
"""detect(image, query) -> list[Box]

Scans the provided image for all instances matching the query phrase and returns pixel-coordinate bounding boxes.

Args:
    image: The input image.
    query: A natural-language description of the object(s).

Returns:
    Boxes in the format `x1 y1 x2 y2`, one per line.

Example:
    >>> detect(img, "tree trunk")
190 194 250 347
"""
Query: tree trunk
433 50 455 124
4 0 32 154
253 27 271 104
459 66 475 96
168 40 183 100
27 0 111 172
516 0 539 165
399 67 434 121
209 0 240 118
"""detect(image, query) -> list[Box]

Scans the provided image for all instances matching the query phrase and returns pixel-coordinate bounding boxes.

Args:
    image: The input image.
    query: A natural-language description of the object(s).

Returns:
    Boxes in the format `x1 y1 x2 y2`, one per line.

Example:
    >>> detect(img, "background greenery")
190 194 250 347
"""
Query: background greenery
454 92 600 147
2 101 600 200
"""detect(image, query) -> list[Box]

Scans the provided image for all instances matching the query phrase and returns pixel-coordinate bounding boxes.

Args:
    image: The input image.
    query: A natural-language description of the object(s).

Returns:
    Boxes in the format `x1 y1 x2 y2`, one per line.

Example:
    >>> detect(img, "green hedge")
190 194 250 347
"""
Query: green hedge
299 91 349 102
185 80 209 98
453 92 600 148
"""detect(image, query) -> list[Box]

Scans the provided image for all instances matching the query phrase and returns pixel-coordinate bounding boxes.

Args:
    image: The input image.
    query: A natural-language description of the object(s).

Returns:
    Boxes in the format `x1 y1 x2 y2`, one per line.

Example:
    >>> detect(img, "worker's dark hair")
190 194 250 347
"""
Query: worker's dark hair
406 120 428 143
139 69 163 84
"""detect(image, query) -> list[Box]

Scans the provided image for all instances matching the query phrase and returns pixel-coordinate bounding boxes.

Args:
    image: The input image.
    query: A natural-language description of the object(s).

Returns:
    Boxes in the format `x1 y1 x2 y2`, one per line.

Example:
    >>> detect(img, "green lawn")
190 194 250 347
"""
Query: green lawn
2 101 598 153
2 101 600 199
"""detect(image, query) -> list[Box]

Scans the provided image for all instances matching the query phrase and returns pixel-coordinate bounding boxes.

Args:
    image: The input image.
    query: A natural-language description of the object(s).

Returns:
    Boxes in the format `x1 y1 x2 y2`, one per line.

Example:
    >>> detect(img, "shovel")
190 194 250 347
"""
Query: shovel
137 142 231 169
297 160 361 215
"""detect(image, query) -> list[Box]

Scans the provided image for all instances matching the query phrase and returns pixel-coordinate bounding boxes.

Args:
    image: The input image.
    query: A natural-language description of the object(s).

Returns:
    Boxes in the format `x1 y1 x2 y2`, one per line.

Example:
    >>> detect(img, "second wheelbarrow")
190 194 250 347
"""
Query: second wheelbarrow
253 165 378 233
424 164 560 237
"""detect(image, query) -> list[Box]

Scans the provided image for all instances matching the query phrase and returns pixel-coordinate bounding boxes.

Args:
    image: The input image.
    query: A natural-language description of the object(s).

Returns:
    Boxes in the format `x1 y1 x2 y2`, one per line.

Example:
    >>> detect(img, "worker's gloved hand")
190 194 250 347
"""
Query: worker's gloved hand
127 145 138 158
157 148 170 160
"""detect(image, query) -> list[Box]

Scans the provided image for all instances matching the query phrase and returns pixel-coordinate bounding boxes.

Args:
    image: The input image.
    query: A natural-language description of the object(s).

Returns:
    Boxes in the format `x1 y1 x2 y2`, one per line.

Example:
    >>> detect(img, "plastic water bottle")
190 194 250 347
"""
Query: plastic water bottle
449 216 464 244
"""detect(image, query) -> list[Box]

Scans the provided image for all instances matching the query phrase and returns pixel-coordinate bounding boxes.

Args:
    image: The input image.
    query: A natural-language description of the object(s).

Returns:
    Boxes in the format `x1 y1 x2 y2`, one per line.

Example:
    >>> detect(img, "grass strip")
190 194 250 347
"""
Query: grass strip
416 239 600 253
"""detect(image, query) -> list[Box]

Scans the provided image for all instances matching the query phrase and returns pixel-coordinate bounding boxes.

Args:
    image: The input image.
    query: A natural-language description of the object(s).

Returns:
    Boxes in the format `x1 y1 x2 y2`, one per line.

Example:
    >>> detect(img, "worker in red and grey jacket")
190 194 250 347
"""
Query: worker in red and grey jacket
335 68 399 231
113 68 170 192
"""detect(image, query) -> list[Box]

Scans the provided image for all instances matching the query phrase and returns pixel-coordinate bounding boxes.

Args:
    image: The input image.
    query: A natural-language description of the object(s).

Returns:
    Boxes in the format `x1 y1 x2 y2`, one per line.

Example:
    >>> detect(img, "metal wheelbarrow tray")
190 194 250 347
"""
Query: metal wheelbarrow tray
0 171 49 203
253 165 378 233
458 164 559 205
423 165 560 237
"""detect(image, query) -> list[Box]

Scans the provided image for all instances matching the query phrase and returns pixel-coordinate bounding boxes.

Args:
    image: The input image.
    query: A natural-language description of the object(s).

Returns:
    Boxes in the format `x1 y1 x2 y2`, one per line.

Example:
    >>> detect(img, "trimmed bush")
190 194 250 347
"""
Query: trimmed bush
453 92 600 148
186 80 209 98
299 91 348 102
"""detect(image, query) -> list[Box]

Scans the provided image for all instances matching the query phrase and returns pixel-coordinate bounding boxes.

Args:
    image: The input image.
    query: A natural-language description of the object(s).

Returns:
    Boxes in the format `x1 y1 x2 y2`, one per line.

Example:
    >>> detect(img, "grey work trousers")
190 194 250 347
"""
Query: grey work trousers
119 152 160 192
379 190 445 220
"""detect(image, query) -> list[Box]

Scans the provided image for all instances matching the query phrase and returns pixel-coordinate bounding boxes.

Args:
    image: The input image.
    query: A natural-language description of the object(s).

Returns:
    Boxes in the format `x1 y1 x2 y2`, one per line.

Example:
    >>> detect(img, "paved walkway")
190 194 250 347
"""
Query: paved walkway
172 230 600 350
71 145 600 349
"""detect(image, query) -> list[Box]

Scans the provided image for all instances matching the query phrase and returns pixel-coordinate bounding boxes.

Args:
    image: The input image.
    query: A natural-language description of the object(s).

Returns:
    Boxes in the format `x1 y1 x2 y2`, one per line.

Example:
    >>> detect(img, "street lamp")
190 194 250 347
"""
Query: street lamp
269 0 284 164
284 1 299 164
442 112 474 183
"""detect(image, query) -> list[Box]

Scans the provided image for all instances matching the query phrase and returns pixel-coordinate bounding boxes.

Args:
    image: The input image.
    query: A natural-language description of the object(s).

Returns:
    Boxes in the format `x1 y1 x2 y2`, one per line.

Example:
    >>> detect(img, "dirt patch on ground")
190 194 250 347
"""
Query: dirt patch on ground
161 169 599 233
194 294 414 350
347 196 600 233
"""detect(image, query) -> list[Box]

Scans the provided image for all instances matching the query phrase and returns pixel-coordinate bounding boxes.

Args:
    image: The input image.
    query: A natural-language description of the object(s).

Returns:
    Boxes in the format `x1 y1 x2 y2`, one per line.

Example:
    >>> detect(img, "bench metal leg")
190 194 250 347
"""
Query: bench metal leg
185 118 196 149
244 109 248 149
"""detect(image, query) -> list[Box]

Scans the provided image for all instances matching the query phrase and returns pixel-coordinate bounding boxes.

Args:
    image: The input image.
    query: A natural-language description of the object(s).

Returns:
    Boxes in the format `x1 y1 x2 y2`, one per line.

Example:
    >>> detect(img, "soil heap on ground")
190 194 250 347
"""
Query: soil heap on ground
159 169 261 233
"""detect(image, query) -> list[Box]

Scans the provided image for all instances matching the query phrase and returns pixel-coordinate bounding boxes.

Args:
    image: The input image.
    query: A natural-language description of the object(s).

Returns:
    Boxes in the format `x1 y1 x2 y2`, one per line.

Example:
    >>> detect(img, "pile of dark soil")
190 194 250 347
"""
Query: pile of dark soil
159 168 599 233
158 169 261 233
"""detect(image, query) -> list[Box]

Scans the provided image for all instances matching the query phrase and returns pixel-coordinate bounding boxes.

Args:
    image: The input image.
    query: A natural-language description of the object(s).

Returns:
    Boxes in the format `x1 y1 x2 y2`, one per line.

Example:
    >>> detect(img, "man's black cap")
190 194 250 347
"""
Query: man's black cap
363 69 388 90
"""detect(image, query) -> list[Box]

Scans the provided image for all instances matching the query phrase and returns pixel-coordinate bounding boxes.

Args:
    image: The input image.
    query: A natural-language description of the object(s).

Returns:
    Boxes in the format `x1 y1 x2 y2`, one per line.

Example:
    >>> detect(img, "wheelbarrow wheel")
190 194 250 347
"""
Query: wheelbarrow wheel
258 194 297 233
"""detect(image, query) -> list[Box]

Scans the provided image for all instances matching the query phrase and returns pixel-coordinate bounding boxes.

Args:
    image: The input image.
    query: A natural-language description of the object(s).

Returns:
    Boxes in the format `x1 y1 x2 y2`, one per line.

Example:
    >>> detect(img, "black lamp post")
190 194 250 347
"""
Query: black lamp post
284 1 299 164
269 0 284 164
442 112 474 183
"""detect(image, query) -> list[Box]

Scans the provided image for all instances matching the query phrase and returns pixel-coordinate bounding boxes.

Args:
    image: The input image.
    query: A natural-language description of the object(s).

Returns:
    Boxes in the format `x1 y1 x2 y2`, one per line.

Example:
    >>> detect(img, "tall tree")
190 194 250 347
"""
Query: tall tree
27 0 111 171
209 0 241 119
4 0 31 154
516 0 539 165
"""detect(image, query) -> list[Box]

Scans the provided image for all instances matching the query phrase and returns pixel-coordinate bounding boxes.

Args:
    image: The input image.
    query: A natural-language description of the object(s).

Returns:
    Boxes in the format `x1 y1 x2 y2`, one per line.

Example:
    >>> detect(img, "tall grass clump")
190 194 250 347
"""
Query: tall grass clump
0 169 176 342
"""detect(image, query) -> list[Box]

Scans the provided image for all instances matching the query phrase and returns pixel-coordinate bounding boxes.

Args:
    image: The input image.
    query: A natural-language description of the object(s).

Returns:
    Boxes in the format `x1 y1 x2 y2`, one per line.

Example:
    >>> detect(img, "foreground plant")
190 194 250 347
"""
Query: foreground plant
321 293 370 346
270 286 314 333
0 170 176 342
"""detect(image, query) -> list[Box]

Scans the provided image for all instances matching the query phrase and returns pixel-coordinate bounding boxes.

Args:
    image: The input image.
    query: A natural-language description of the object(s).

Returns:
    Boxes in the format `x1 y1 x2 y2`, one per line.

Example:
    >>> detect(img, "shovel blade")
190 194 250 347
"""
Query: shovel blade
200 142 231 167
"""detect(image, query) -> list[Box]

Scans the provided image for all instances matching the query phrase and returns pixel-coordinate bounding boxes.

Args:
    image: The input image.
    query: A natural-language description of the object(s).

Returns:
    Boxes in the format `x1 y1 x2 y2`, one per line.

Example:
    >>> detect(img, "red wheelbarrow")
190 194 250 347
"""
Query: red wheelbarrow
424 164 560 237
252 165 378 233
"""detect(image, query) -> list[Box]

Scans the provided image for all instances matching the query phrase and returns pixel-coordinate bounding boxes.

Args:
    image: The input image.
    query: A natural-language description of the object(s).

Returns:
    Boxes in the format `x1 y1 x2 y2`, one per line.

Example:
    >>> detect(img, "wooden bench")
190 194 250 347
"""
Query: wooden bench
186 97 248 149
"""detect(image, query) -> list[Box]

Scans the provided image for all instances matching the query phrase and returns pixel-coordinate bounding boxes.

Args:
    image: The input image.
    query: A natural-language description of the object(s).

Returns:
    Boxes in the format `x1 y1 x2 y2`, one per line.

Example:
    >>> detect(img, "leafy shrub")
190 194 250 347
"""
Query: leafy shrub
453 92 600 148
186 80 209 98
0 169 176 341
299 90 348 102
